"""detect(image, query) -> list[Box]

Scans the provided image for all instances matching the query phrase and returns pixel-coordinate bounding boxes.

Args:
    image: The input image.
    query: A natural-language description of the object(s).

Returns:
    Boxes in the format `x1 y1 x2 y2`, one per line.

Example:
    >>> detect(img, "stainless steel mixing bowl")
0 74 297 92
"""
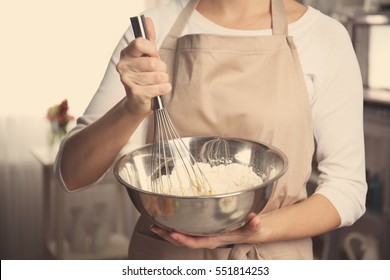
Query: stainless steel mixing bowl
114 136 288 236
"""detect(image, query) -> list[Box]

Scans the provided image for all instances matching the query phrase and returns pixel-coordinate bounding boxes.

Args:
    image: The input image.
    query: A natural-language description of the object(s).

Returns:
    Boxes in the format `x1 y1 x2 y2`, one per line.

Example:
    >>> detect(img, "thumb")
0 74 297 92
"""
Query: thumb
245 213 261 232
145 17 156 43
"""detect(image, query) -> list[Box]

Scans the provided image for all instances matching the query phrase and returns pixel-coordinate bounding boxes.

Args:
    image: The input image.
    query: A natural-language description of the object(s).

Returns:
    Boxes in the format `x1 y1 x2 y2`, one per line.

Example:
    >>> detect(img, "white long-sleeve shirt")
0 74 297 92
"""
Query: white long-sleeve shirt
54 0 367 227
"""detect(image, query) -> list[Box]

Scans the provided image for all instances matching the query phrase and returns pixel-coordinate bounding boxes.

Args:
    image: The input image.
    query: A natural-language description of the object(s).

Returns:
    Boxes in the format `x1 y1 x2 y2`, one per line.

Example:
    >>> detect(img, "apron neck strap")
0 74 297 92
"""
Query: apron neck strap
167 0 200 38
271 0 288 36
165 0 288 39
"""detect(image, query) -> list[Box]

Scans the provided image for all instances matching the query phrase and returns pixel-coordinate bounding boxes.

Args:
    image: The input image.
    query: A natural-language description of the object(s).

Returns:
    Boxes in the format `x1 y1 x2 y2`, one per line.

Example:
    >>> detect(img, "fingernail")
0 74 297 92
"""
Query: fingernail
170 233 179 241
150 224 157 233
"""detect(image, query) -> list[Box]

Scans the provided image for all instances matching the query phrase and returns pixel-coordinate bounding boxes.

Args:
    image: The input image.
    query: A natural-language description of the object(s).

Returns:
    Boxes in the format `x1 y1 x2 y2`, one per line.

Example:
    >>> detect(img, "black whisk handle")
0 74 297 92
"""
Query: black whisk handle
130 15 150 40
130 15 164 110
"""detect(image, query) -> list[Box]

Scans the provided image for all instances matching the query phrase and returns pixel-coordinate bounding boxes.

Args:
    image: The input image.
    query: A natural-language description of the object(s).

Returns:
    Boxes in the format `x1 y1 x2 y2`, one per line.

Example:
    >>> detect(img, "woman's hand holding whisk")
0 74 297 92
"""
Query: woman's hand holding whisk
116 17 172 116
60 18 170 191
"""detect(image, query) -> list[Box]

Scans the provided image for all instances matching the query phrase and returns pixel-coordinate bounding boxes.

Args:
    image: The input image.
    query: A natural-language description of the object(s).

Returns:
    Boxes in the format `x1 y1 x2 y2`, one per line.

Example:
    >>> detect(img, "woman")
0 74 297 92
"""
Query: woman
55 0 367 259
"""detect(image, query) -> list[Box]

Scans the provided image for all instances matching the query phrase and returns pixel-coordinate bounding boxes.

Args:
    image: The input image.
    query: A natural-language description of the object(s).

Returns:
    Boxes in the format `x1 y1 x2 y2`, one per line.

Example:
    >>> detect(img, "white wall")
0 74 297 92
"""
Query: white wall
0 0 149 260
0 0 146 118
0 0 176 261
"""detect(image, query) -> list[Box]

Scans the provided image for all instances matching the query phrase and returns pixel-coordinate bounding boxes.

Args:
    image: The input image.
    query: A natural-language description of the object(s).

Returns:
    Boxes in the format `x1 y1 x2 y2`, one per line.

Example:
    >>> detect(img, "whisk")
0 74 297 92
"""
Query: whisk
204 137 233 167
130 15 212 196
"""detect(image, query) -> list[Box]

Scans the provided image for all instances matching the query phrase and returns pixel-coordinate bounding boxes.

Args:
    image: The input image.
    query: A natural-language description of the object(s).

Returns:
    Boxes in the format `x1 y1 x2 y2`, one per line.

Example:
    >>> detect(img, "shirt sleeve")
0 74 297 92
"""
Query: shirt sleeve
310 20 367 227
53 1 182 192
53 26 148 192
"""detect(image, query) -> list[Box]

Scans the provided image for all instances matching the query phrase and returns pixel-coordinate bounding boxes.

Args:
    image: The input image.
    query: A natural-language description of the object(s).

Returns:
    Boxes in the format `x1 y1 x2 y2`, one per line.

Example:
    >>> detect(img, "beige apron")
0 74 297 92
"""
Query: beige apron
128 0 315 260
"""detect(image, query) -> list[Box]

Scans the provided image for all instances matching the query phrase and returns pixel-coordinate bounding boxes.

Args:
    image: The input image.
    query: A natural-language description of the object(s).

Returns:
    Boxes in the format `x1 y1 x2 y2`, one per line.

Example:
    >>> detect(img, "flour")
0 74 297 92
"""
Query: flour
149 162 264 196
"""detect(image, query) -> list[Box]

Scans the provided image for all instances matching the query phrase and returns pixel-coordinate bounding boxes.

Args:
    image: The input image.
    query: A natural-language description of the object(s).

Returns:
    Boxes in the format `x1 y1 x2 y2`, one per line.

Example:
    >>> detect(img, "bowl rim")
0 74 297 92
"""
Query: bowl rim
113 136 288 199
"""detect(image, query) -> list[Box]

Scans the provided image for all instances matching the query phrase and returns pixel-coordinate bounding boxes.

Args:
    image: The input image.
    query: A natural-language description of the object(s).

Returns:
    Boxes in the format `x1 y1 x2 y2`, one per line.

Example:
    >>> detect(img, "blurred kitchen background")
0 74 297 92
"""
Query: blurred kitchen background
0 0 389 260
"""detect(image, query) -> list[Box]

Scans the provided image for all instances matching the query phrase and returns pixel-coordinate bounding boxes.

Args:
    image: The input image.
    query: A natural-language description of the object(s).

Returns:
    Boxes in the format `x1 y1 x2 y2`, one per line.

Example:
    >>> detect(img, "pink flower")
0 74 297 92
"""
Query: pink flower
47 99 74 130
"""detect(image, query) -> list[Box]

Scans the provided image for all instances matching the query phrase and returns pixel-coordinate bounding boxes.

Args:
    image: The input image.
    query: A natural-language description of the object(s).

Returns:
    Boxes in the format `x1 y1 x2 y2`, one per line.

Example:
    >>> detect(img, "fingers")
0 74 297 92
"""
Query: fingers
245 213 261 232
120 38 159 59
117 57 169 87
120 17 157 59
127 82 172 103
149 226 184 247
150 213 262 250
117 58 171 105
150 226 221 250
117 56 167 77
145 17 156 43
168 233 219 250
119 65 171 98
116 17 171 113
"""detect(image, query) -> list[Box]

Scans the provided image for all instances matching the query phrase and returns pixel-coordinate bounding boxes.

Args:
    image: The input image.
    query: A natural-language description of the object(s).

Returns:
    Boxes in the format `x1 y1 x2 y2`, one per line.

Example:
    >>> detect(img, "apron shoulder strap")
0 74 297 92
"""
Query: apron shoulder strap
158 0 199 51
166 0 199 39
